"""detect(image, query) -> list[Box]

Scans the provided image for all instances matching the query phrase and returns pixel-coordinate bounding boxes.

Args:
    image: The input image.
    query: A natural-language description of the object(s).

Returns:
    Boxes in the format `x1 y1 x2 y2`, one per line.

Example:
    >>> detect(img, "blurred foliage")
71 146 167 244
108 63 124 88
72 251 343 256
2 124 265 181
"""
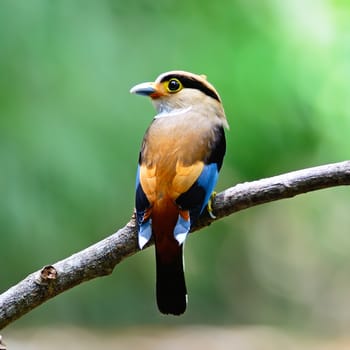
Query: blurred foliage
1 0 350 334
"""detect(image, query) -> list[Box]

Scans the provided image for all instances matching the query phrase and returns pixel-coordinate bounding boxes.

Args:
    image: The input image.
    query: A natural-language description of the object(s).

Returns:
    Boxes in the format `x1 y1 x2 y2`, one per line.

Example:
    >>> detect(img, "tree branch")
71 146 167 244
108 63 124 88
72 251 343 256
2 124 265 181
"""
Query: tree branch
1 160 350 329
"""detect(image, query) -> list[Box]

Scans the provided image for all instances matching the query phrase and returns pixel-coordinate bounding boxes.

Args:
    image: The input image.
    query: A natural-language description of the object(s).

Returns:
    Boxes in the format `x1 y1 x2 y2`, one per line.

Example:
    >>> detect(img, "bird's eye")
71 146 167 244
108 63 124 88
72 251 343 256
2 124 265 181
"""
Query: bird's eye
167 78 182 93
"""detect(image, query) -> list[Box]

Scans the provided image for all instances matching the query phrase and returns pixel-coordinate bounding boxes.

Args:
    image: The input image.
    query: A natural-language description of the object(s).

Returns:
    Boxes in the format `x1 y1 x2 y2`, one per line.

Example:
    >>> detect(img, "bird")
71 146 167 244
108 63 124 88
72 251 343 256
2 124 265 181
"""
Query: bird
130 70 229 315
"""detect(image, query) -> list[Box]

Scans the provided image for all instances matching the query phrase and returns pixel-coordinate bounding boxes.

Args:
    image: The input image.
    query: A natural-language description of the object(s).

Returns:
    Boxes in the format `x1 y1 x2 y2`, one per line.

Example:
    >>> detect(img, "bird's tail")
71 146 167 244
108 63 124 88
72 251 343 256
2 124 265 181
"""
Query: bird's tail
152 200 187 315
155 244 187 315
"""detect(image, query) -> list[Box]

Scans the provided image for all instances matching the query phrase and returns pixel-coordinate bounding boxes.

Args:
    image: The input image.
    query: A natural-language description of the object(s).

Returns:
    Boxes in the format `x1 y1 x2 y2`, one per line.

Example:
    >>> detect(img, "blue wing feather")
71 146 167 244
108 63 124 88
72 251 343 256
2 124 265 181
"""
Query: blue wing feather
135 165 152 248
196 163 219 214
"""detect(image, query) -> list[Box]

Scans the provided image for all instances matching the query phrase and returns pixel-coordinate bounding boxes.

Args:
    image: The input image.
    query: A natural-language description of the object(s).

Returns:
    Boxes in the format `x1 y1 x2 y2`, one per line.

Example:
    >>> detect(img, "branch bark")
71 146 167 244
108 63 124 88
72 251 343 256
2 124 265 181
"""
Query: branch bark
1 160 350 329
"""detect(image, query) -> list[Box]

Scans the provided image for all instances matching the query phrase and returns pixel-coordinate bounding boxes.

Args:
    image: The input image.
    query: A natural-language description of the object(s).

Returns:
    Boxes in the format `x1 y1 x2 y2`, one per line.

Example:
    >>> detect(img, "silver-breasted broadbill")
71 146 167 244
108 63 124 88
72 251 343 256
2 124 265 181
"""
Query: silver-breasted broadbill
130 70 229 315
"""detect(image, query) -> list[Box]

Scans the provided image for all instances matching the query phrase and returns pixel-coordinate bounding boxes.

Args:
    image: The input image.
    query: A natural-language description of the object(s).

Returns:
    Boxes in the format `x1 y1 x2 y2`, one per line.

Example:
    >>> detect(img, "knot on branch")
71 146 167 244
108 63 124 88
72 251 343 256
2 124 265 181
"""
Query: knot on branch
35 265 57 286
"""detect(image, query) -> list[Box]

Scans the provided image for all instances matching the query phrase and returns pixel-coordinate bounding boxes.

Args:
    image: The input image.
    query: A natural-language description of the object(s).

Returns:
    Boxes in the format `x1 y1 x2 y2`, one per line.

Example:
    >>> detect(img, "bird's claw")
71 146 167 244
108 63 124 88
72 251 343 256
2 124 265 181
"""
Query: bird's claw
207 191 217 219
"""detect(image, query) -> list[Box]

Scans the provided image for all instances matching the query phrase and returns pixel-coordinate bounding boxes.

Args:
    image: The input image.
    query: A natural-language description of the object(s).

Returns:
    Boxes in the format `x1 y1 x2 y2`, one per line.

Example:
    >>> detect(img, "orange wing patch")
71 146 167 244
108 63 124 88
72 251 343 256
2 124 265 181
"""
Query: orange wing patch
171 161 204 199
140 165 157 204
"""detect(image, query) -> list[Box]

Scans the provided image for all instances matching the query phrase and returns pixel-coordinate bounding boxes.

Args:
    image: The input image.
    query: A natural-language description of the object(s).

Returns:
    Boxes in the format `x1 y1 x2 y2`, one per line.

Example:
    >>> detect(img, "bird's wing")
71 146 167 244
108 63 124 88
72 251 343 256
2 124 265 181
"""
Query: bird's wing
175 162 219 225
175 125 226 227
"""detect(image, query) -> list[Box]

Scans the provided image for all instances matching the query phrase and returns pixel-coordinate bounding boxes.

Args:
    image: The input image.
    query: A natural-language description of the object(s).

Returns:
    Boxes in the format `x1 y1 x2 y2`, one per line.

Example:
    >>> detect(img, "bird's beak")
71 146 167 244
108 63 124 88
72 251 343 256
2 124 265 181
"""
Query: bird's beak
130 82 157 96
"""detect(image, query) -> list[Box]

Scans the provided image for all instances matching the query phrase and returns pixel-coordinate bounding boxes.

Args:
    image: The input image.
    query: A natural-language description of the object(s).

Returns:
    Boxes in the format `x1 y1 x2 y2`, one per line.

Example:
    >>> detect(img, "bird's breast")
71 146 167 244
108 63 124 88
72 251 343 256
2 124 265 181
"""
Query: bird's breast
139 113 216 203
142 113 213 165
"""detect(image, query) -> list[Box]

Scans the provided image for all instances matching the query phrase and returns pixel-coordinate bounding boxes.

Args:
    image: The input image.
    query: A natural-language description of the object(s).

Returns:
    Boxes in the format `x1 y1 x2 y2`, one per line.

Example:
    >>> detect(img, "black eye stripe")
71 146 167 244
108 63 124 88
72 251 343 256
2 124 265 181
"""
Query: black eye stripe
160 74 220 102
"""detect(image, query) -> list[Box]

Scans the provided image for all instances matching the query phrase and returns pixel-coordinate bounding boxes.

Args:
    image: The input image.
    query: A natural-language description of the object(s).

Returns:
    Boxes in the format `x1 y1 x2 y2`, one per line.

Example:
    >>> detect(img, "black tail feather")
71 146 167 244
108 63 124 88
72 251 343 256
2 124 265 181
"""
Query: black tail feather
155 246 187 315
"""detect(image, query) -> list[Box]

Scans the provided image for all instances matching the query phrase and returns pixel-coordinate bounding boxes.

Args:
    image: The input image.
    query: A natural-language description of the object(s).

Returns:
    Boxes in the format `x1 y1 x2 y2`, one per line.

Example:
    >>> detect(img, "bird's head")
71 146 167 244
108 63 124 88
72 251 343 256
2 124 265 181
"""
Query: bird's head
130 70 228 128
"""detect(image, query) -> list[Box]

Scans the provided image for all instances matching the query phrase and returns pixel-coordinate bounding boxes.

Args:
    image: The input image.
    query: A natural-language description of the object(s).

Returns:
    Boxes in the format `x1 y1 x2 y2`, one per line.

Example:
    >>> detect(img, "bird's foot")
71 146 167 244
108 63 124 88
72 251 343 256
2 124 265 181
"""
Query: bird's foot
207 191 217 219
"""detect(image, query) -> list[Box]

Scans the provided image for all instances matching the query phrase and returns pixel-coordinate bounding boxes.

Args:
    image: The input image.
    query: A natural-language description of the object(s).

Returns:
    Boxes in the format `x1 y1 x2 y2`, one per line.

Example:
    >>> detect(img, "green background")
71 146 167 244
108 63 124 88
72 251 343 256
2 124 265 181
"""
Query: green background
1 0 350 333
